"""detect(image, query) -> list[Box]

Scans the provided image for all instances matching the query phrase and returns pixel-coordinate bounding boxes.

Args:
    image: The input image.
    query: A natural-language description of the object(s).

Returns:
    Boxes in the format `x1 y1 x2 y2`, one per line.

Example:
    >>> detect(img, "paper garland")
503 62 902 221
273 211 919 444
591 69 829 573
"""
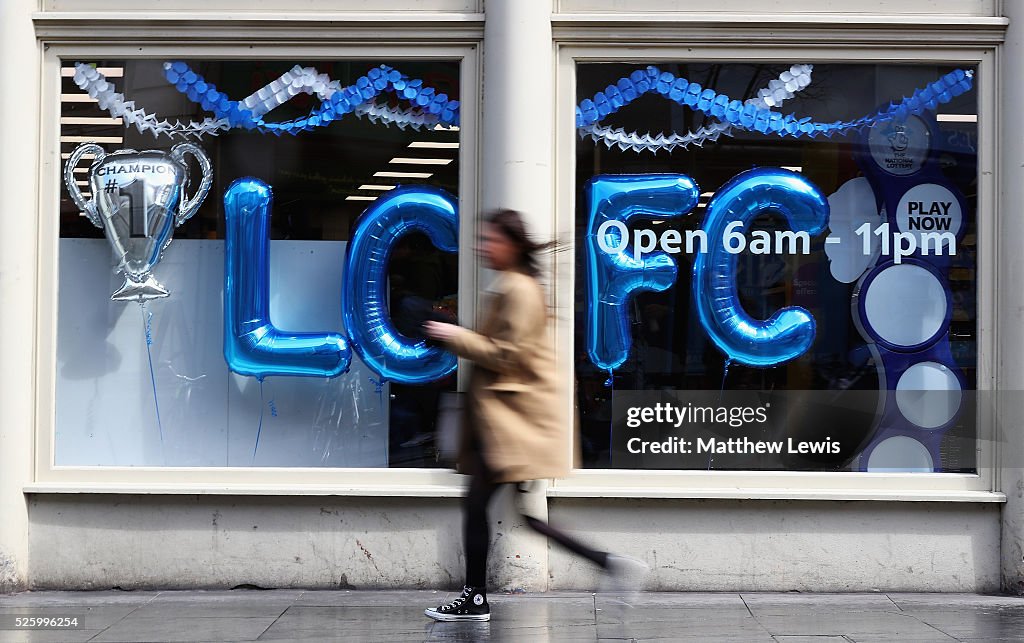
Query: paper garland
71 60 972 148
71 62 456 140
579 64 814 153
162 61 459 135
576 65 973 150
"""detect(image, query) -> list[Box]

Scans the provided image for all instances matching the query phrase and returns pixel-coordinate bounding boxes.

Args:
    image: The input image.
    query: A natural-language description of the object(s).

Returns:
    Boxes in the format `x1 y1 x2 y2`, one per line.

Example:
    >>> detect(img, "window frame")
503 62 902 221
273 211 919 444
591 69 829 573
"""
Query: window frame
32 39 481 495
552 41 1003 502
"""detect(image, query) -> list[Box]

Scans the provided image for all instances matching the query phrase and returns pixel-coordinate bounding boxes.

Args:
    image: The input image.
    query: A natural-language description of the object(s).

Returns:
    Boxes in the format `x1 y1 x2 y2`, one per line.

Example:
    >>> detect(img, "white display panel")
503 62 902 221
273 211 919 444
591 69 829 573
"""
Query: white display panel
55 238 389 467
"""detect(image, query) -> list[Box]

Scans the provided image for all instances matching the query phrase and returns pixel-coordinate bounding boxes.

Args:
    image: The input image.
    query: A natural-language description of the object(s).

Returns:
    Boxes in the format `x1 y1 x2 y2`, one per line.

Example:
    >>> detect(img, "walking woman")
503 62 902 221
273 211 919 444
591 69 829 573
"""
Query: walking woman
422 209 644 622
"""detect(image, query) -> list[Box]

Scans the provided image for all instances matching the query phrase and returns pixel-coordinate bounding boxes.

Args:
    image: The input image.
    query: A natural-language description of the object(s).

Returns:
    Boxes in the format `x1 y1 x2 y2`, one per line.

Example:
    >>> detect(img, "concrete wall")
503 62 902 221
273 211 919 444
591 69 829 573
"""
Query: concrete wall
549 499 1001 592
27 495 1001 592
29 496 466 591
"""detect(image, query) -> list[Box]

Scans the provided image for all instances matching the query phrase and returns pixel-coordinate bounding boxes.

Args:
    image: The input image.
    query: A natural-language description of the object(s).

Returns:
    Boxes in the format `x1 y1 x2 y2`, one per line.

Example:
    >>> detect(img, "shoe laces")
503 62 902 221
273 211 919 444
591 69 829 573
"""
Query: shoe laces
439 587 474 612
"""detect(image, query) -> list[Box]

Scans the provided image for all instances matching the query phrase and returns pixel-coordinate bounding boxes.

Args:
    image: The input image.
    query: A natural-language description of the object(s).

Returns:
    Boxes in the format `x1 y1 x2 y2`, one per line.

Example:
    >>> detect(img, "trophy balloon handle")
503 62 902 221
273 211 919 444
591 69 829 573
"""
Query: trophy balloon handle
170 142 213 226
63 142 106 229
111 275 170 302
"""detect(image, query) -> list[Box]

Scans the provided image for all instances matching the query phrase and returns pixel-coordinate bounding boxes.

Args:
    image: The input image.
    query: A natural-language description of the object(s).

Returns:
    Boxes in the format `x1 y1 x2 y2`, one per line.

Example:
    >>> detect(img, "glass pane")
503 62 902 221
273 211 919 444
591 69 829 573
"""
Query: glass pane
57 59 460 467
575 62 978 473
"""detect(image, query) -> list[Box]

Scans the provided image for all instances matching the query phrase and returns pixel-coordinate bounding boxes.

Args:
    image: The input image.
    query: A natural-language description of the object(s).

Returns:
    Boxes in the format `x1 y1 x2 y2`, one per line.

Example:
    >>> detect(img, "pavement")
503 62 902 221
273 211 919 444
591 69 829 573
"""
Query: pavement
1 589 1023 642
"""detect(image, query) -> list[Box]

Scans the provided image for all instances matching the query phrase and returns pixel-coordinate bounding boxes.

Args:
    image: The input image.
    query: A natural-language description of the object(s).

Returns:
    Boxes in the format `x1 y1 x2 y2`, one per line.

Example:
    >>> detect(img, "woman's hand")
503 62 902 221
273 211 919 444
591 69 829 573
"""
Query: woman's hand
423 321 464 343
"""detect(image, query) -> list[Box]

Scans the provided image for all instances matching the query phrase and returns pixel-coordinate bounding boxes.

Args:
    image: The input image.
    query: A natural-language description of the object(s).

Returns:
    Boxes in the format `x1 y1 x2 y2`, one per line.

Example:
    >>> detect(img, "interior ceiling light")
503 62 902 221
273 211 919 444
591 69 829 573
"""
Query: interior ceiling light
61 136 123 144
61 94 99 103
61 117 122 126
374 171 433 179
61 67 123 77
389 158 452 165
408 142 459 149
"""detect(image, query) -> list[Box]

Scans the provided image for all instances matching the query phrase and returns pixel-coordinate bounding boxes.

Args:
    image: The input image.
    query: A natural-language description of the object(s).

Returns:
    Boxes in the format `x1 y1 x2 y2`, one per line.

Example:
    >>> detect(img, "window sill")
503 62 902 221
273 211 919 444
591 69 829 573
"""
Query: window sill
24 482 465 497
547 470 1004 502
24 482 1005 503
547 485 1005 503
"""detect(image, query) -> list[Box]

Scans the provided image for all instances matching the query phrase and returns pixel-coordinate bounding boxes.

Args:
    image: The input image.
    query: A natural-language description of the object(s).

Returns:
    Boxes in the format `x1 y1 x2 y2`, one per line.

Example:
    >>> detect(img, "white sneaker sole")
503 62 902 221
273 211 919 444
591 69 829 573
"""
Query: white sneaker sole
424 608 491 622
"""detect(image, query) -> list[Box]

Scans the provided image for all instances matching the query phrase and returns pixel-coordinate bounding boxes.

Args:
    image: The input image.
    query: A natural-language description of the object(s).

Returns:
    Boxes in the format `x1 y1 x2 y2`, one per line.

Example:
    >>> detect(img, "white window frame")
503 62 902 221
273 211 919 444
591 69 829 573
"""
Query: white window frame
30 32 482 496
551 36 1004 503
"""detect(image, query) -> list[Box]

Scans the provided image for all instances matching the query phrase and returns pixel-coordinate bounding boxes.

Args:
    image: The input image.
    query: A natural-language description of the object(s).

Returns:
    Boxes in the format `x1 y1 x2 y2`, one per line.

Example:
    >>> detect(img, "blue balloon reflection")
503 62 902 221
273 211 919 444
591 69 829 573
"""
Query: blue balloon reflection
692 168 829 367
341 186 459 385
223 178 352 379
585 174 700 371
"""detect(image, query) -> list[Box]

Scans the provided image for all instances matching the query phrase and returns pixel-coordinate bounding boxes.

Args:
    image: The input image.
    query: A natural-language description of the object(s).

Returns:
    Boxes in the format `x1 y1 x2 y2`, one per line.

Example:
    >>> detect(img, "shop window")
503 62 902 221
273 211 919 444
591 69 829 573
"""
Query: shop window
574 62 978 473
57 59 460 468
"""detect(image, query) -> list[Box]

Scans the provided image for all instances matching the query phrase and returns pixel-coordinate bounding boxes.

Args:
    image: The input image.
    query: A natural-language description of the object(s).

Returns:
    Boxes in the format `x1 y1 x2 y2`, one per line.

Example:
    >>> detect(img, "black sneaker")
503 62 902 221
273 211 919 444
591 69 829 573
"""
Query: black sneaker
424 586 490 622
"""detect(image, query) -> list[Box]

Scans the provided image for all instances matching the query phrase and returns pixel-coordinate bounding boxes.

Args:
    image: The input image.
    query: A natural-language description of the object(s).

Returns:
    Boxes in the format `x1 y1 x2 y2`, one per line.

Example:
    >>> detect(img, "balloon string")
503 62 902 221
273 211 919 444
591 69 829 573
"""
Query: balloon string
140 301 164 445
710 359 728 469
605 368 615 466
253 379 265 462
720 359 732 401
370 377 386 407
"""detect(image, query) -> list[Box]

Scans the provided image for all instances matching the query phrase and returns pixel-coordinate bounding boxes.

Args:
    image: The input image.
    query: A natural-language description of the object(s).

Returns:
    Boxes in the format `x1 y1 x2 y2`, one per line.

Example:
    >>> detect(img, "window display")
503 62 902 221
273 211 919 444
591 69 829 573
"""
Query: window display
57 59 461 468
574 62 978 473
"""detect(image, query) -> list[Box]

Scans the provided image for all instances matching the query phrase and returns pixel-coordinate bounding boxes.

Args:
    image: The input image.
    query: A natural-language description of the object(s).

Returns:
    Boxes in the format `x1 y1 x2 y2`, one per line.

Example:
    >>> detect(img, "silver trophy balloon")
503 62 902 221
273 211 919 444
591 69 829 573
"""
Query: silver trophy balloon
63 142 213 301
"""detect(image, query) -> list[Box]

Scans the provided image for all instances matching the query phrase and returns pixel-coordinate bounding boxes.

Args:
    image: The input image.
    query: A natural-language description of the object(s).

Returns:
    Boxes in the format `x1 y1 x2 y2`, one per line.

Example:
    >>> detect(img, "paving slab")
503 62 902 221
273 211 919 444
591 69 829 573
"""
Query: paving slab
0 591 159 607
597 611 772 640
596 591 748 608
741 592 899 611
0 605 139 630
88 616 278 642
294 589 449 607
890 592 1024 609
754 611 955 639
428 622 600 642
772 637 853 643
902 608 1024 640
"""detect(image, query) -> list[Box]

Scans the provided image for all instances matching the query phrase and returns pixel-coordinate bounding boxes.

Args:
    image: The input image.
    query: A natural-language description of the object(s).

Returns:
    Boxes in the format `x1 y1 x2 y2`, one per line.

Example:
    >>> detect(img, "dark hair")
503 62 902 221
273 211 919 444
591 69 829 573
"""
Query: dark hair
484 209 557 278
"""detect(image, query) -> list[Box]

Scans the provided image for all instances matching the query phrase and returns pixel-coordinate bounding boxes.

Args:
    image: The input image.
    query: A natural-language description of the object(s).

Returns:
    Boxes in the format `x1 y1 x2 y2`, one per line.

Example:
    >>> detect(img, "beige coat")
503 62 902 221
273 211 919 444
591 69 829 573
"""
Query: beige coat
445 270 570 483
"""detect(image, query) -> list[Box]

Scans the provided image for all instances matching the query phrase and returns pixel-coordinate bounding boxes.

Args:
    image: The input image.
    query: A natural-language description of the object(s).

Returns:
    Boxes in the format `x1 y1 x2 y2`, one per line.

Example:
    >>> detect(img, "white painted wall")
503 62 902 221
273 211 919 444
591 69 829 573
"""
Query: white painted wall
0 0 39 594
999 0 1024 597
473 0 557 592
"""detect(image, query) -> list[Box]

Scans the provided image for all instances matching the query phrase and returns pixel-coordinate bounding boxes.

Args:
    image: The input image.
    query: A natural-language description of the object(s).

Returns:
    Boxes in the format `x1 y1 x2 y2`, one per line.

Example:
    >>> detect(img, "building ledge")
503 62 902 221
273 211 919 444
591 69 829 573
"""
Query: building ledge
24 482 1005 503
547 485 1006 503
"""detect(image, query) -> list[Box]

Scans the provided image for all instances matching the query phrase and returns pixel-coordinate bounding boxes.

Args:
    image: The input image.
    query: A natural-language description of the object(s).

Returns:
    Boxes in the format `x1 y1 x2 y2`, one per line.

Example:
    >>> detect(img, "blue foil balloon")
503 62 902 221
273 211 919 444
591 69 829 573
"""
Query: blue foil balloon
342 186 459 385
692 168 829 367
585 174 700 371
223 178 352 379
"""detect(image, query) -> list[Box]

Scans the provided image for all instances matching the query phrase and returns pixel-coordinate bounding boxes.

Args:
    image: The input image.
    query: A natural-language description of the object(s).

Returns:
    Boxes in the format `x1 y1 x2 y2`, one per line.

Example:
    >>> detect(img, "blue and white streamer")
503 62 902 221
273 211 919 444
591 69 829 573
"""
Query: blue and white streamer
162 61 459 135
72 63 230 139
576 65 973 145
72 60 971 146
71 62 457 139
579 64 814 153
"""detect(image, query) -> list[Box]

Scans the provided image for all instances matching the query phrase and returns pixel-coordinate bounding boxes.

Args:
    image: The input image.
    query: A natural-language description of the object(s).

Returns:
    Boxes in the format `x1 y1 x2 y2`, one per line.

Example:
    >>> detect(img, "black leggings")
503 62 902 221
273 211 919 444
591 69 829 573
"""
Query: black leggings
463 448 609 588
